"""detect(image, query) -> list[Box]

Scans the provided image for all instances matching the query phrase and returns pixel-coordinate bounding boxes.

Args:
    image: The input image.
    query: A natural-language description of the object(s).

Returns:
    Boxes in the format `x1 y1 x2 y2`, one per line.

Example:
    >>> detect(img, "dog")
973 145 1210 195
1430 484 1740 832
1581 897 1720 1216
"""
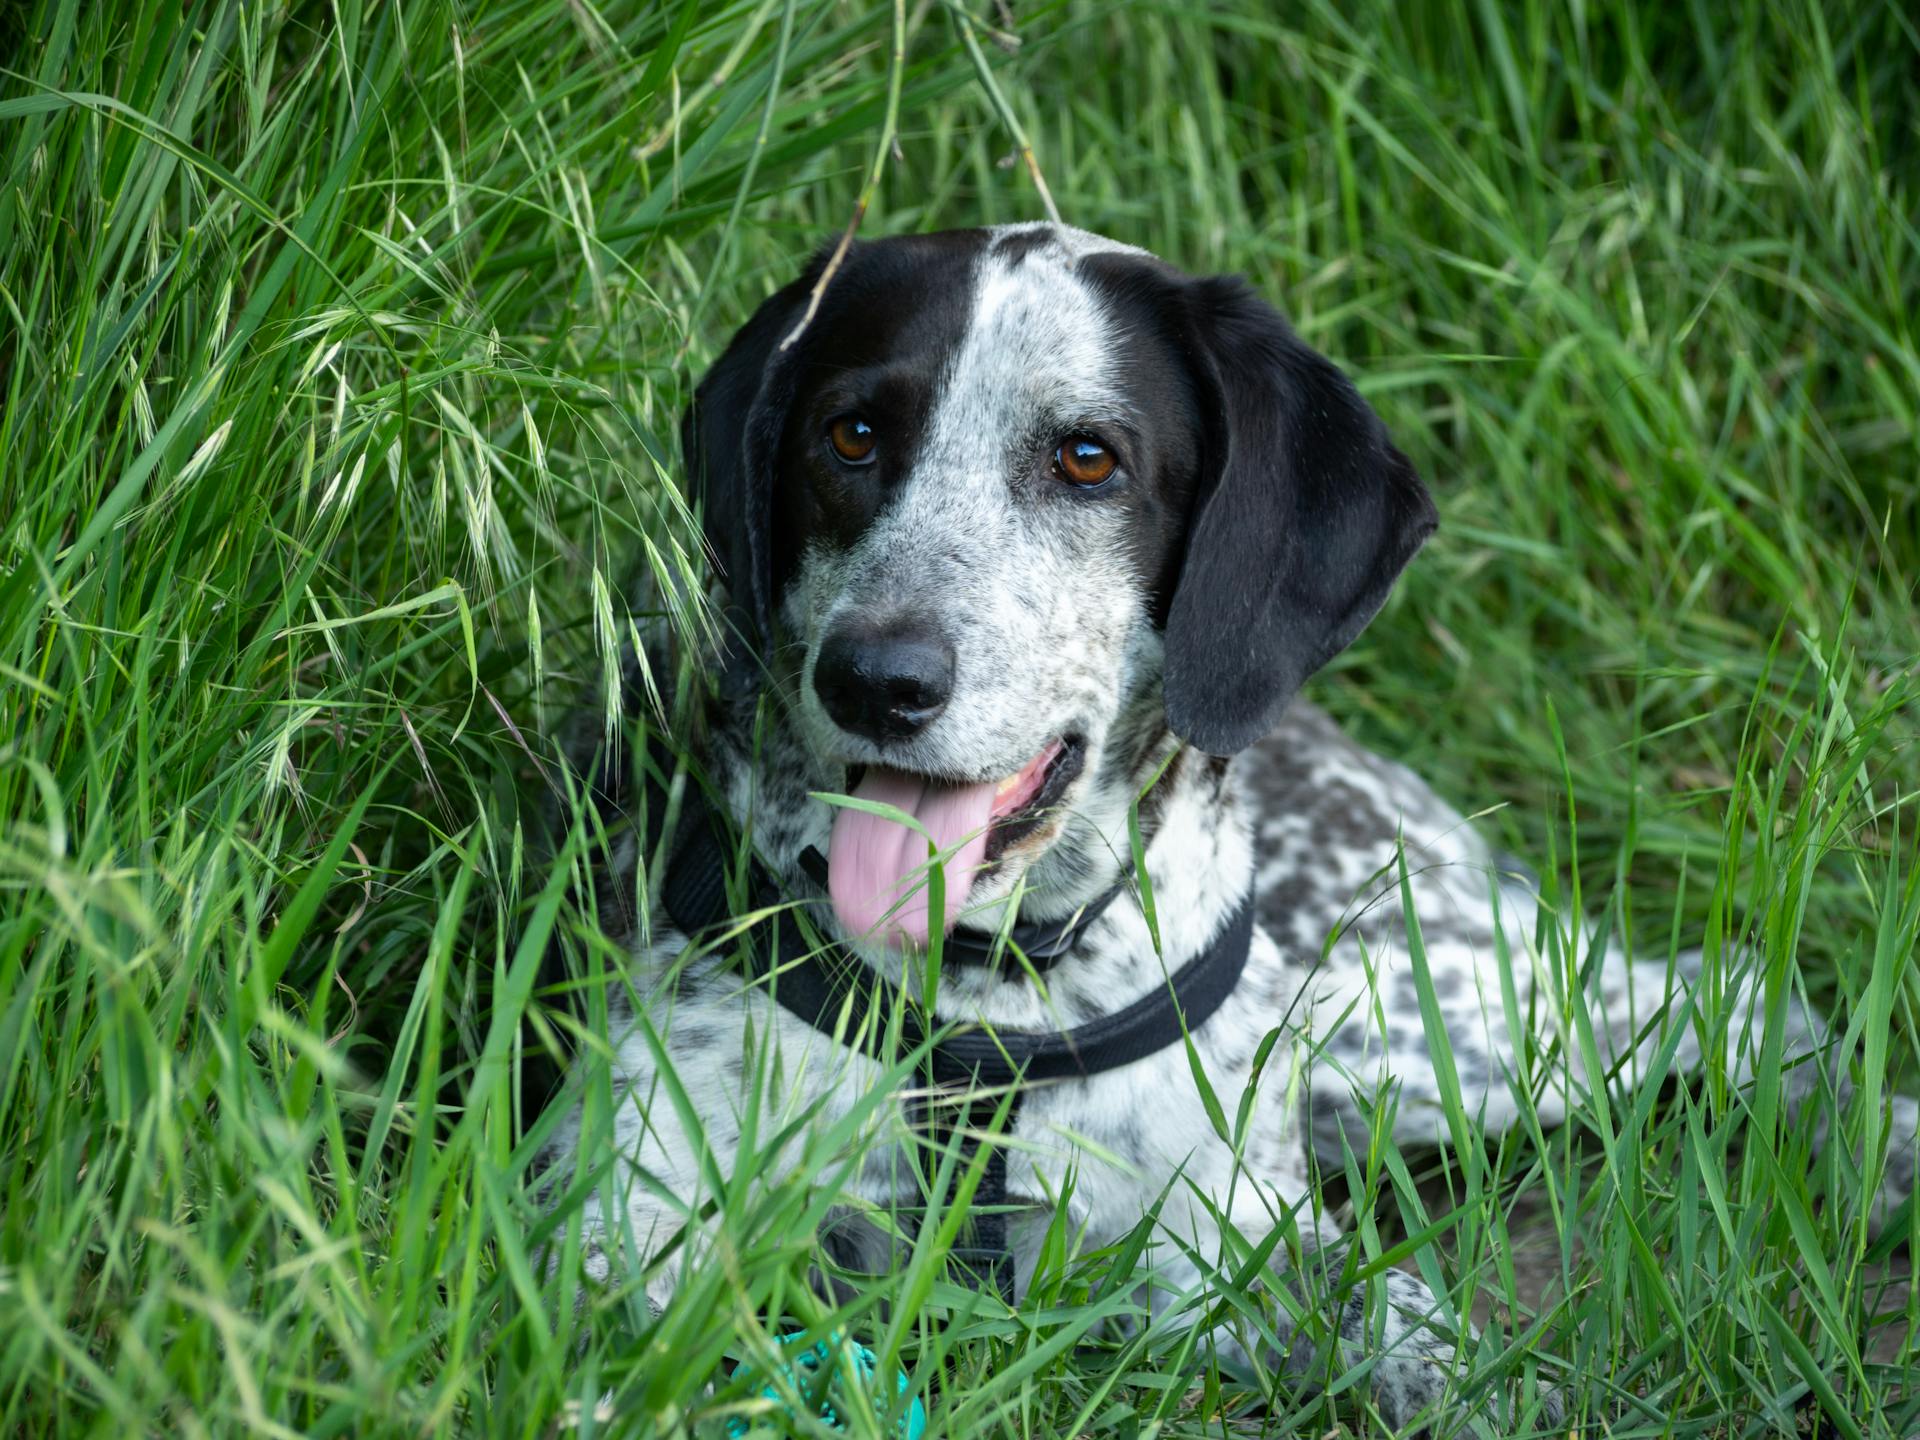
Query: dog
544 223 1916 1428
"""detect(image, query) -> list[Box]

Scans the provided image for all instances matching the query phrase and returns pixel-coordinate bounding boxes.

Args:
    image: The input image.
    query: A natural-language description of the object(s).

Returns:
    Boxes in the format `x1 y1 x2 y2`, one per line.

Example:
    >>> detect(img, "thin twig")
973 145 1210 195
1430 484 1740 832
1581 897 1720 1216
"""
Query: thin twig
780 0 909 352
942 0 1066 239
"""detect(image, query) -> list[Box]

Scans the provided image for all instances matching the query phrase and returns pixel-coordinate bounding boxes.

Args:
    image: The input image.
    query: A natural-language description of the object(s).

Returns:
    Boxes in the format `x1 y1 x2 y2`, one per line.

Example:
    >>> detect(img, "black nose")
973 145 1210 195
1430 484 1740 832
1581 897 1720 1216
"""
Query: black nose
813 619 956 743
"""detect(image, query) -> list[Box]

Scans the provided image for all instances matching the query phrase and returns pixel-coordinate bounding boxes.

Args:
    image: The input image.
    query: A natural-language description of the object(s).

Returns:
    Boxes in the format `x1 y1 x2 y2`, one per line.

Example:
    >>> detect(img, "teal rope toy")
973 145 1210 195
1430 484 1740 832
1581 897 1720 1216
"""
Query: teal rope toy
724 1333 925 1439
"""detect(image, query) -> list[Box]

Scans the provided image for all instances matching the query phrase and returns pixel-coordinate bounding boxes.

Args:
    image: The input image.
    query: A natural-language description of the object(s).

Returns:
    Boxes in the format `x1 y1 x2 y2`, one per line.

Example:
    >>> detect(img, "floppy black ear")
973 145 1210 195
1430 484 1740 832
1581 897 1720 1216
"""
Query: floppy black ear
1164 277 1437 756
680 254 828 651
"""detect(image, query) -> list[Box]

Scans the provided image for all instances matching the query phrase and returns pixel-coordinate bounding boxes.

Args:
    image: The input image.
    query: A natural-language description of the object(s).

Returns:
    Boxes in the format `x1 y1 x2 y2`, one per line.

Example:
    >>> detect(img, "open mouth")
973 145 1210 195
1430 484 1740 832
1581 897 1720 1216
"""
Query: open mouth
827 734 1086 947
982 734 1085 859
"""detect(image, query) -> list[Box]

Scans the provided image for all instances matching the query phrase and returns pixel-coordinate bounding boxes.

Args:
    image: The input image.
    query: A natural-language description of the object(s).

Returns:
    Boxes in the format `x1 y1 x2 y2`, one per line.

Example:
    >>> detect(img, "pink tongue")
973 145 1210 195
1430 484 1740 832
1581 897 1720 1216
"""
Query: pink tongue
827 766 996 948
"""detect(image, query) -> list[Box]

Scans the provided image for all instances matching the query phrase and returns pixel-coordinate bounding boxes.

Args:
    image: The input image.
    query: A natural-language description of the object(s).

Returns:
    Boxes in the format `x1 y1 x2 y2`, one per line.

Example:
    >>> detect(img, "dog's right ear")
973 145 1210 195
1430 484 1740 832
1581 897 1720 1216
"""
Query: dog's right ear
680 253 831 653
1161 276 1437 756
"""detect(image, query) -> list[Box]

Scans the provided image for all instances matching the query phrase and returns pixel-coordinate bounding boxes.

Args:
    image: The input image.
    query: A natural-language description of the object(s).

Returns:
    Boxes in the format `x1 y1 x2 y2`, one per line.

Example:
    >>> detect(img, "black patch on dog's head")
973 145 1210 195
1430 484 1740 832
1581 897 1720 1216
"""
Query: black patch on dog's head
681 233 987 653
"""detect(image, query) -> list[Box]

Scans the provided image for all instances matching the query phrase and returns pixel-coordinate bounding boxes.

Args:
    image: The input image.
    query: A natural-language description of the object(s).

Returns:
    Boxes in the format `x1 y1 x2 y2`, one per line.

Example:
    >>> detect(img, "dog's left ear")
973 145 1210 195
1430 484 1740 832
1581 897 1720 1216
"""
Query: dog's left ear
681 251 831 654
1163 276 1437 756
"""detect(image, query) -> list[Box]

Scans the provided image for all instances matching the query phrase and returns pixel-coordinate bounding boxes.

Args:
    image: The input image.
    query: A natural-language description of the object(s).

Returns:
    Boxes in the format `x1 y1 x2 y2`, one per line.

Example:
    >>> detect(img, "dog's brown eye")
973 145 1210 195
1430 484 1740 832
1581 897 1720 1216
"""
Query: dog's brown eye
827 416 876 464
1055 435 1117 487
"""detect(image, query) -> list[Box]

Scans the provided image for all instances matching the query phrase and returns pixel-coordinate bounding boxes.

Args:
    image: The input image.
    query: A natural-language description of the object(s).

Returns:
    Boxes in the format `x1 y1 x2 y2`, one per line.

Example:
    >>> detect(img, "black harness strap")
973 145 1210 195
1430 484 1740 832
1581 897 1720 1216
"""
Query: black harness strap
928 1087 1021 1299
643 776 1255 1300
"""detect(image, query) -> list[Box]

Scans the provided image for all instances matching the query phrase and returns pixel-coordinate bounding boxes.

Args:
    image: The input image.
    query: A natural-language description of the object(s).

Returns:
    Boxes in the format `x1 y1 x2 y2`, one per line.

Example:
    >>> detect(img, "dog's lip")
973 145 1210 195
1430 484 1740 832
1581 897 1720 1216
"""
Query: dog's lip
989 738 1065 820
840 734 1086 861
985 735 1085 860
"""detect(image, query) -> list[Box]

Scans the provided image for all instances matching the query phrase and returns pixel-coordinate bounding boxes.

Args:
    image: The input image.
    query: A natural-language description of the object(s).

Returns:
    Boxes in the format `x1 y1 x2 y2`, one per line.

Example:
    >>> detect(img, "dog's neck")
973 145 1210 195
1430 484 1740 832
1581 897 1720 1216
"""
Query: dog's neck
699 657 1255 1028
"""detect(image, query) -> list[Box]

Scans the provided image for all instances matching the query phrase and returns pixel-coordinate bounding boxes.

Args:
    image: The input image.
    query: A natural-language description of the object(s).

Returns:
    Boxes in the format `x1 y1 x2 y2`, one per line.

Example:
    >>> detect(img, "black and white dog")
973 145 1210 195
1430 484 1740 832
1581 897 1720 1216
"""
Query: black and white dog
547 224 1915 1427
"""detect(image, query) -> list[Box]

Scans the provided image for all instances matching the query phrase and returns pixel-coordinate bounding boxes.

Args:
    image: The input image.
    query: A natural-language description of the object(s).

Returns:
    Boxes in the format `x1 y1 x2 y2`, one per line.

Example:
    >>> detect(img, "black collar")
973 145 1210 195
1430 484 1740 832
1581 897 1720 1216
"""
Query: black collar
655 789 1254 1086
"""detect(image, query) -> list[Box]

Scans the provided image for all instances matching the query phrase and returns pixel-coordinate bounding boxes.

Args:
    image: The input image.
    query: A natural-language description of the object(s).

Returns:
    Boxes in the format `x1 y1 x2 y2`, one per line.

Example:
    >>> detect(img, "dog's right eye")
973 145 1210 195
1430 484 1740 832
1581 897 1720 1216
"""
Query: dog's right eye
827 416 877 465
1054 435 1117 487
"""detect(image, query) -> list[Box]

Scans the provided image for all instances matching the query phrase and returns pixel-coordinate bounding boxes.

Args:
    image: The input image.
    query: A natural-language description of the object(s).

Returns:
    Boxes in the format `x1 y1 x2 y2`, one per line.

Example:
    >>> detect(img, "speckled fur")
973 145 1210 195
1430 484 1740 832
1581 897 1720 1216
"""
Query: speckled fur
543 225 1916 1433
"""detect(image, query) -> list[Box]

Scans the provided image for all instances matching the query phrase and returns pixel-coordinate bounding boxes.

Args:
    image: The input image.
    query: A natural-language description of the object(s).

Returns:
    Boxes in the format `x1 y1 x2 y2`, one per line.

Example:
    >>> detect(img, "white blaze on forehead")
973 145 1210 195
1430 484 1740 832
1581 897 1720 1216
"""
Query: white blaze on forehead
922 229 1143 465
825 228 1146 618
985 220 1155 262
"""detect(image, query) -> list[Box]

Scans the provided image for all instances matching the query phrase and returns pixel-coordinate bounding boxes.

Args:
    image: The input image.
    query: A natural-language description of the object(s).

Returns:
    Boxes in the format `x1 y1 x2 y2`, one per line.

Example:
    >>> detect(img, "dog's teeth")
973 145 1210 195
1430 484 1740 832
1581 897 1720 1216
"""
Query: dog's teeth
996 773 1022 798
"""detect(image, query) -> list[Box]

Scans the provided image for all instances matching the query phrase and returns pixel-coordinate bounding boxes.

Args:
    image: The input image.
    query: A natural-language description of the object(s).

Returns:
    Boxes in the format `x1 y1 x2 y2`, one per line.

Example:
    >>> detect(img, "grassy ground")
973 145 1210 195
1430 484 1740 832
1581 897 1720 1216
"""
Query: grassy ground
3 0 1917 1434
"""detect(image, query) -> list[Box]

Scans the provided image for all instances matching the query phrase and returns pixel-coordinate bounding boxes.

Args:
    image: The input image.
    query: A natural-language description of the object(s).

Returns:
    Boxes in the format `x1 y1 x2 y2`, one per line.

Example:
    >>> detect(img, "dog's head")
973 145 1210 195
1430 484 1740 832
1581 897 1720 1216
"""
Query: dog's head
685 225 1435 948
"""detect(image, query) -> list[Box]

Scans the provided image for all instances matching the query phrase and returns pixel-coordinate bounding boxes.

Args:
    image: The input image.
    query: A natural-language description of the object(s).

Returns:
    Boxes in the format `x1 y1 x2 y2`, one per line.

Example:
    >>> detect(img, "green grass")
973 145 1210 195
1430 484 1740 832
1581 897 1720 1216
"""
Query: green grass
3 0 1918 1434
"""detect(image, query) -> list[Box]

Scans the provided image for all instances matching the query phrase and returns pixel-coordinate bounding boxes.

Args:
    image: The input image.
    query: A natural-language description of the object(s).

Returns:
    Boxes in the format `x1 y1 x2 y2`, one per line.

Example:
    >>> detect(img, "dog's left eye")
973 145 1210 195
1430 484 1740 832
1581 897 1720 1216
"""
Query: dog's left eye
827 416 877 465
1054 435 1117 487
